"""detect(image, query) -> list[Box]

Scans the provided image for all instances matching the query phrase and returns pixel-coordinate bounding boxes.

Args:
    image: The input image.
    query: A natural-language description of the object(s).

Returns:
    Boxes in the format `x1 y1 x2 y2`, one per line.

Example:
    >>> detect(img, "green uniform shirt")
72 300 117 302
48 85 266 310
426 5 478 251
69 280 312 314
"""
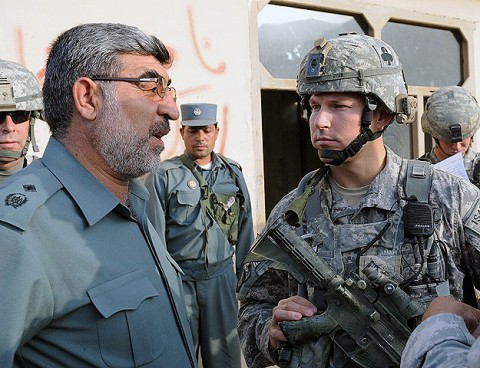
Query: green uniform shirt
0 138 196 368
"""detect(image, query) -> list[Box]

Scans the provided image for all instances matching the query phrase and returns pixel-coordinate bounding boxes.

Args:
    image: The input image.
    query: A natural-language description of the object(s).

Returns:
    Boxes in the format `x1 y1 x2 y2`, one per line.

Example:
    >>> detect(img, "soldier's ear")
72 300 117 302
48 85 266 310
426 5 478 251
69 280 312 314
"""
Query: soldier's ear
373 107 393 132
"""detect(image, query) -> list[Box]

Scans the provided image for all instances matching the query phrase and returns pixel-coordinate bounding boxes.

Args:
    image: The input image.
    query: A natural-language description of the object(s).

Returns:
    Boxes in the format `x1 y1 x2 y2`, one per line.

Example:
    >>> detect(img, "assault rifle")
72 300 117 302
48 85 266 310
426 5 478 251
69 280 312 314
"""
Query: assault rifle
243 217 426 368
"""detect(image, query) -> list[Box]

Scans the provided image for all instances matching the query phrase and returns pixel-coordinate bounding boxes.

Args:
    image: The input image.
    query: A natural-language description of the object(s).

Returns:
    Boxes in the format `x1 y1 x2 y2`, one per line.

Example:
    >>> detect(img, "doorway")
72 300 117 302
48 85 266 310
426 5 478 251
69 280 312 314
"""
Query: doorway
261 89 319 217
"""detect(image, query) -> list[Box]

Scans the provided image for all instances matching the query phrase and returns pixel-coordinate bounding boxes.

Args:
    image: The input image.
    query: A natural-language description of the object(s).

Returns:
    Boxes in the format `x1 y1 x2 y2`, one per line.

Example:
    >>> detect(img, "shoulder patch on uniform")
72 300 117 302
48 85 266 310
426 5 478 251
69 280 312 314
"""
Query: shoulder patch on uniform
0 168 62 230
465 198 480 237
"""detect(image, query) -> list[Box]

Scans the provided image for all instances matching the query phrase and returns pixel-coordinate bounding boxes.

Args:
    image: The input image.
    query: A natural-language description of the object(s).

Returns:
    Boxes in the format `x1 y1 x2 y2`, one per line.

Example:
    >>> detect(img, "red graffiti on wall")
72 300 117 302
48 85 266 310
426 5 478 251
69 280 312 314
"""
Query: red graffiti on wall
162 4 229 159
12 27 47 85
187 5 226 74
11 6 231 159
15 28 25 66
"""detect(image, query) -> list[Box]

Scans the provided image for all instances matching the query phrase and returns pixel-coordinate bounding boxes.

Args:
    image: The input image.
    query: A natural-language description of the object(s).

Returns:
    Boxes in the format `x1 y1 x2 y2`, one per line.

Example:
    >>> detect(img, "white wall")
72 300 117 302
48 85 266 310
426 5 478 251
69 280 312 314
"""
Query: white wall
1 0 260 226
2 0 480 232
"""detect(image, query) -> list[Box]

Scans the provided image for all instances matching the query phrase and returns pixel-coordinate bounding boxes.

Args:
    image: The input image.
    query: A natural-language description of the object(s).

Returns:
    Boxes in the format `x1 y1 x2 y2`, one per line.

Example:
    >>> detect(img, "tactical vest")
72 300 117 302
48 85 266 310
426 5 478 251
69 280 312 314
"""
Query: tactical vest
179 154 244 245
287 160 451 299
289 160 478 308
289 160 429 220
280 161 445 368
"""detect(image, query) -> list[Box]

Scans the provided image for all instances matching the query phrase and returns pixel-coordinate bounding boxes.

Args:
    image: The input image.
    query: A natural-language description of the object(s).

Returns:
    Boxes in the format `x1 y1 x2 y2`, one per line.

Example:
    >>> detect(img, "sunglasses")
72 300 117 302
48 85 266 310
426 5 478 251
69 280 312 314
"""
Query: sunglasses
0 111 31 124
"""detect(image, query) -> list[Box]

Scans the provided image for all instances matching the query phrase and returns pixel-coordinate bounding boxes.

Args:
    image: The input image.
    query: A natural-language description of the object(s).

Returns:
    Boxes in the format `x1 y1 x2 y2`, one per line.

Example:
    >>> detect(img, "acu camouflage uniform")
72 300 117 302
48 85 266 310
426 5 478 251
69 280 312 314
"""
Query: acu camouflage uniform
419 146 480 187
400 313 480 367
419 86 480 188
237 34 480 368
237 147 480 368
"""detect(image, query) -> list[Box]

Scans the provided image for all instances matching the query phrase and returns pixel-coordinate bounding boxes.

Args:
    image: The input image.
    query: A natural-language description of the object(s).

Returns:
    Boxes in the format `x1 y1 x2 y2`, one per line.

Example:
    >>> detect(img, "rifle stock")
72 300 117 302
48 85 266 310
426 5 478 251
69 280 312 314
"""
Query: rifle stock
244 217 425 368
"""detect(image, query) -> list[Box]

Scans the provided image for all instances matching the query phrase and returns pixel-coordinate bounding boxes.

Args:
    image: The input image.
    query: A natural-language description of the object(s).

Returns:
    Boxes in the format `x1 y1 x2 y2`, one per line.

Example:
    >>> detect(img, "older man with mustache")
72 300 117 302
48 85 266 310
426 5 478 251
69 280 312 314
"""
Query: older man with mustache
0 23 196 368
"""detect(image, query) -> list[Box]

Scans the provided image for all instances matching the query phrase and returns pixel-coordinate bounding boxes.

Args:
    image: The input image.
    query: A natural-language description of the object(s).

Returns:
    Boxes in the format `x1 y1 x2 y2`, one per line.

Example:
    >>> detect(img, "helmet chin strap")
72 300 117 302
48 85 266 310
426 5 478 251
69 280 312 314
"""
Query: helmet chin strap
0 149 24 161
435 139 452 159
435 138 467 159
319 96 384 166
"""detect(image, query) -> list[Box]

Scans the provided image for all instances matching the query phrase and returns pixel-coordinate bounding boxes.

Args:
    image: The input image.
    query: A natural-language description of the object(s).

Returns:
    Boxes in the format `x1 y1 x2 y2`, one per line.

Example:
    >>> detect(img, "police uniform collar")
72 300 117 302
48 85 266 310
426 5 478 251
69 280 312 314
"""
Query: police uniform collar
210 152 225 169
185 151 224 170
42 138 124 226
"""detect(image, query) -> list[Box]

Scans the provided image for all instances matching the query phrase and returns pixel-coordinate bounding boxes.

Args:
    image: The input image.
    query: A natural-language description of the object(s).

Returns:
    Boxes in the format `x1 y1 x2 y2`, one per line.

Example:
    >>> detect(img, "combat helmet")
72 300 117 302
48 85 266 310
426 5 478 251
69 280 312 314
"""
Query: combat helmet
297 33 416 165
421 86 480 143
0 59 43 159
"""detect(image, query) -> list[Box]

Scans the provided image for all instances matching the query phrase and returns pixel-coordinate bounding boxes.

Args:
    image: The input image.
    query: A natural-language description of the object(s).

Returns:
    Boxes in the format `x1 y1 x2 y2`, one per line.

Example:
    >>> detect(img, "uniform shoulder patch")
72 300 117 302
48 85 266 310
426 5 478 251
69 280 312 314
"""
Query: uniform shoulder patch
0 168 62 230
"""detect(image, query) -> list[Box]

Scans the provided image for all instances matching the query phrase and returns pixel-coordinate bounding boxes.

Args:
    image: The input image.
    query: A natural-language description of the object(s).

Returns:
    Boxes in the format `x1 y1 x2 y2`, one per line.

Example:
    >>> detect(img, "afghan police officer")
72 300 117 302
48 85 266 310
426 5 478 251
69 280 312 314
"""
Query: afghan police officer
145 103 254 368
419 86 480 187
237 34 480 368
0 59 42 183
0 23 196 367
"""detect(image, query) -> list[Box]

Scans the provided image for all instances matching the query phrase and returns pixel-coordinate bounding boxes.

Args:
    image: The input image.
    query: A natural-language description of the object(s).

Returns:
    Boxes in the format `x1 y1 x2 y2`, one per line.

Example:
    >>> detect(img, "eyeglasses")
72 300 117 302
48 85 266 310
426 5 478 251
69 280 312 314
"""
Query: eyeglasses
90 76 176 101
0 111 31 124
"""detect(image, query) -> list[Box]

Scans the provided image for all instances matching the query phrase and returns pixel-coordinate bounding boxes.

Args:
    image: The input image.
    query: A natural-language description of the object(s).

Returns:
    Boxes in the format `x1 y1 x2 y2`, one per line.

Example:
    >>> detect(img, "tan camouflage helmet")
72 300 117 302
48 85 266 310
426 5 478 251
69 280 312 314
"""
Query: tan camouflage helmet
297 33 416 124
0 59 42 158
421 86 480 142
0 59 43 112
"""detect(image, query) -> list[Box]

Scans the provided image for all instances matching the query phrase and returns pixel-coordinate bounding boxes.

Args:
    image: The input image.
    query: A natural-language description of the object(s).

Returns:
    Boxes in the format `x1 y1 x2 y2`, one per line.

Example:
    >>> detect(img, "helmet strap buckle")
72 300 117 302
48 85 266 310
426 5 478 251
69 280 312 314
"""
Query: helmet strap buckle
449 124 462 143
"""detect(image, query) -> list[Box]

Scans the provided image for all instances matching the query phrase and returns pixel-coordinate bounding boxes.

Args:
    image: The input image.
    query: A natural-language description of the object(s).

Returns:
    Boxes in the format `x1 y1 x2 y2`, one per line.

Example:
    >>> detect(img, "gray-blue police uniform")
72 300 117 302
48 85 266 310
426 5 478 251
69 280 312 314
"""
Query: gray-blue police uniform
0 138 196 368
145 151 254 368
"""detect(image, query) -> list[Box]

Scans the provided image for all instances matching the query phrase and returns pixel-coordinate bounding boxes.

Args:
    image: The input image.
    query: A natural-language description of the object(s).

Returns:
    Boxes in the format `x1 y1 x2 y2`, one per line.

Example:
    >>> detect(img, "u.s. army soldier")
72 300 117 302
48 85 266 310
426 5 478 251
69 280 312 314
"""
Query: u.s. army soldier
0 59 43 183
419 86 480 188
237 33 480 368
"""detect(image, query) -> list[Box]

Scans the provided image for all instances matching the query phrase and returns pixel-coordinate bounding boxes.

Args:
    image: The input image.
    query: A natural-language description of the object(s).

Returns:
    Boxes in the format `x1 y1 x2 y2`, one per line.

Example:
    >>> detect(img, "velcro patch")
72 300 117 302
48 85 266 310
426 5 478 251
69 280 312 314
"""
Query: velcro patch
306 53 324 77
465 199 480 237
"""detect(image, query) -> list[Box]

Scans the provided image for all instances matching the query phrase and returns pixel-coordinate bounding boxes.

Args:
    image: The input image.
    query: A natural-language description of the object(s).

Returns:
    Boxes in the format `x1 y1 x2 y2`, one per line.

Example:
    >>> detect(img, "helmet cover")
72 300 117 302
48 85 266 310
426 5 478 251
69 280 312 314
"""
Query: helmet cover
297 33 415 123
421 86 480 141
0 59 43 112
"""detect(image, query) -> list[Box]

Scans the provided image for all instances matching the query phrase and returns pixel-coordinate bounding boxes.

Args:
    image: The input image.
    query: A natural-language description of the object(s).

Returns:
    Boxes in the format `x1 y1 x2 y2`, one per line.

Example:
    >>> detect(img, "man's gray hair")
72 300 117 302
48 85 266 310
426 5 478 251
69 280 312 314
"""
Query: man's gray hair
42 23 171 138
